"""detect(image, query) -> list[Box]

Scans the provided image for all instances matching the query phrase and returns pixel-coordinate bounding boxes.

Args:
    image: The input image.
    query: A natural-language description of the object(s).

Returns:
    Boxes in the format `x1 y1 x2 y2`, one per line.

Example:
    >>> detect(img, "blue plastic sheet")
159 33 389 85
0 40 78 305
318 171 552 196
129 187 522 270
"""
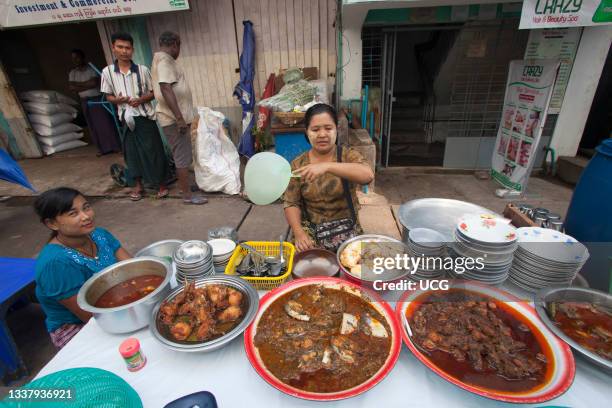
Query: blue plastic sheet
0 149 35 192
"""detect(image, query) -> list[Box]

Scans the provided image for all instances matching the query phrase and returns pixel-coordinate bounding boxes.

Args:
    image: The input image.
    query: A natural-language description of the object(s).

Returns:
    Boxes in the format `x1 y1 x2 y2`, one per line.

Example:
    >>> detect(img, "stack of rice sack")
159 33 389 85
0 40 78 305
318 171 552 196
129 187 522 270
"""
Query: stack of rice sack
20 90 87 155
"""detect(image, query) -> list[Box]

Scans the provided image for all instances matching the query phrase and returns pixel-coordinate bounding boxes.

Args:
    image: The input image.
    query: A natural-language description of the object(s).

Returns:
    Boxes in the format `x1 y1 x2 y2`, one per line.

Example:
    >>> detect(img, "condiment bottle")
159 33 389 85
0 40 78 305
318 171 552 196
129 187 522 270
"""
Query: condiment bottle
119 338 146 372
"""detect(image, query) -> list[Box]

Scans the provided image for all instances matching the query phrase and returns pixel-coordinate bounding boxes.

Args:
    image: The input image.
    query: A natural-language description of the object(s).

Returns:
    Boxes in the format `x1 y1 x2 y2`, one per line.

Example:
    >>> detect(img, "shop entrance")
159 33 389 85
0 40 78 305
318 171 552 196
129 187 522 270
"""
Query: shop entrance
0 21 114 158
364 18 529 167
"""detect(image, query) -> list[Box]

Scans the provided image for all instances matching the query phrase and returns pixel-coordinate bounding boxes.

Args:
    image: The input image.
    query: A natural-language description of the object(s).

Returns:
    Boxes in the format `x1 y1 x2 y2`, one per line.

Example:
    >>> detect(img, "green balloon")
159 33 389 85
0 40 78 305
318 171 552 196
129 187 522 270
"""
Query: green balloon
244 152 292 205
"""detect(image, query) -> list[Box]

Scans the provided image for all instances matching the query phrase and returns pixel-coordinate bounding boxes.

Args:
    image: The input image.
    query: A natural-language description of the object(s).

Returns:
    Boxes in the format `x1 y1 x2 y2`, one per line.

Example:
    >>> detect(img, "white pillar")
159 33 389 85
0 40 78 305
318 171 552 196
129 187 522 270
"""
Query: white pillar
551 25 612 158
341 6 369 101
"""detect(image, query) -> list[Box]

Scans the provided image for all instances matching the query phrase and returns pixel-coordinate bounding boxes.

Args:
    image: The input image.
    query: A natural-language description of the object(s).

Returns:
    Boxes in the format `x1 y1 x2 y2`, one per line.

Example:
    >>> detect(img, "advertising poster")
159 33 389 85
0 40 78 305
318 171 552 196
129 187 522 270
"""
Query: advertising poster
524 28 581 113
491 59 560 192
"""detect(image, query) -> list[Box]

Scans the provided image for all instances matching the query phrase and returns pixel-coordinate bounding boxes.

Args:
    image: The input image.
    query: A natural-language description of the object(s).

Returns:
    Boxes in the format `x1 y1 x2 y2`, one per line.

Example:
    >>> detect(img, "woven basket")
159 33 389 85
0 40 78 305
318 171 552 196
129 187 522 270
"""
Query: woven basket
273 111 305 126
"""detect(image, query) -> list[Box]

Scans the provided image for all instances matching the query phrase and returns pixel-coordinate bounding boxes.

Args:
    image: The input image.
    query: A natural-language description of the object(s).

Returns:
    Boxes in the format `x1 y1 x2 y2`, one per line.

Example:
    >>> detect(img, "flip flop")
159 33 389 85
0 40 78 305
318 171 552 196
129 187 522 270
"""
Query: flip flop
183 196 208 205
129 191 143 201
156 189 170 199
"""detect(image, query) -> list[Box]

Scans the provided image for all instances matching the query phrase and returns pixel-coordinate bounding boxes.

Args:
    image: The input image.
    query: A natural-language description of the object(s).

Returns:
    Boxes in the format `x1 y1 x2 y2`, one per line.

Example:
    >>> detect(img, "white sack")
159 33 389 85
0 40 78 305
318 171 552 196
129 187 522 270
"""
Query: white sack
23 101 78 115
37 132 83 147
32 122 82 136
21 90 78 105
41 140 87 155
56 92 79 105
193 107 241 195
20 90 57 103
28 112 76 127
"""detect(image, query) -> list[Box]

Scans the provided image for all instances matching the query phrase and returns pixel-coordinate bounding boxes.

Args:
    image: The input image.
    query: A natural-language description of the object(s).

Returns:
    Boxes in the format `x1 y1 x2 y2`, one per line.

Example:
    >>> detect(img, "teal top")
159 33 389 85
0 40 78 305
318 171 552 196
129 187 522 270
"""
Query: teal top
35 227 122 332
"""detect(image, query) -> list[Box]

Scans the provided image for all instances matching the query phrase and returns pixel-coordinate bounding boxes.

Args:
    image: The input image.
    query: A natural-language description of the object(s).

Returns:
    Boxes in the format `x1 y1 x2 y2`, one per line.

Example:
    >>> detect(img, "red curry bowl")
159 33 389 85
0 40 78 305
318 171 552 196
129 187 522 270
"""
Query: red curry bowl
395 281 575 404
243 276 401 401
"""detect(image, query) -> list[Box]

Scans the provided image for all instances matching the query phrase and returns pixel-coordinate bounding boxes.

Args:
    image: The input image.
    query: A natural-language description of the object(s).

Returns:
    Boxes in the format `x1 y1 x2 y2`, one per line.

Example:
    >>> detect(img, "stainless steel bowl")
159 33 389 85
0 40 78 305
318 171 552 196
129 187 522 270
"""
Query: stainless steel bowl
150 275 259 352
534 286 612 374
337 234 411 284
77 257 172 334
134 239 184 261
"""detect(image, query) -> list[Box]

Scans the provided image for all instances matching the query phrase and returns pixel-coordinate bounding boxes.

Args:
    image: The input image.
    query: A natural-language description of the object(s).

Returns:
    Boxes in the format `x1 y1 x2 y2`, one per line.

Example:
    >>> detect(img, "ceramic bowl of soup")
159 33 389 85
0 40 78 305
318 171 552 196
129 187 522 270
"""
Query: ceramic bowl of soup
77 257 172 334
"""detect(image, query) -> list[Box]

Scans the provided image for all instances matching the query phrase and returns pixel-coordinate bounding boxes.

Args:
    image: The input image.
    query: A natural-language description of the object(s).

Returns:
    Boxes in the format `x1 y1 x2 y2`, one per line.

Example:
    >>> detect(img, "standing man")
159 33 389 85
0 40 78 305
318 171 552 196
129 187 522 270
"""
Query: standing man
68 49 121 156
101 32 170 201
151 31 206 205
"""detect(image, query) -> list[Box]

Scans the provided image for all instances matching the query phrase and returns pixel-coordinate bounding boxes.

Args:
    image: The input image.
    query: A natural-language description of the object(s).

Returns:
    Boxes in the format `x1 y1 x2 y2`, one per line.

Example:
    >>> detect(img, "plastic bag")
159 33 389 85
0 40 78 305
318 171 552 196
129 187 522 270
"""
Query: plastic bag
193 107 241 195
282 67 304 84
41 140 87 155
28 113 76 127
23 102 78 115
207 226 238 242
258 79 316 112
309 79 330 104
32 122 82 136
37 132 83 147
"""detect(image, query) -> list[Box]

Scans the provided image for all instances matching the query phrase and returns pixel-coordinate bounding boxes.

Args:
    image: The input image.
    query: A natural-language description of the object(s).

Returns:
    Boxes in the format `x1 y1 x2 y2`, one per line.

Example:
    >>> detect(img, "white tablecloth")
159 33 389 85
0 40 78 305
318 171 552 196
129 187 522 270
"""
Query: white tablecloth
36 316 611 408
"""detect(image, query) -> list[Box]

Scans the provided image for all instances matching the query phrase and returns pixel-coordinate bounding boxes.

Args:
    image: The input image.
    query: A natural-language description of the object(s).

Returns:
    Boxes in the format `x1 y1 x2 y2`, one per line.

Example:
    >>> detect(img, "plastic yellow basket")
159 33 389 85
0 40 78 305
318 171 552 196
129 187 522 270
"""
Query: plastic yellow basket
224 241 295 290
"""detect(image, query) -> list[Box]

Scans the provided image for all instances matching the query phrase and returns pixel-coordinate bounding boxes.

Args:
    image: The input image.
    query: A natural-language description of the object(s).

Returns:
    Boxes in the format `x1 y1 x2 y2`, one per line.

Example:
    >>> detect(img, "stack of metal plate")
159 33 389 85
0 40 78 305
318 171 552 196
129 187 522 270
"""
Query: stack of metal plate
173 240 215 283
508 227 589 293
448 215 518 285
405 228 447 280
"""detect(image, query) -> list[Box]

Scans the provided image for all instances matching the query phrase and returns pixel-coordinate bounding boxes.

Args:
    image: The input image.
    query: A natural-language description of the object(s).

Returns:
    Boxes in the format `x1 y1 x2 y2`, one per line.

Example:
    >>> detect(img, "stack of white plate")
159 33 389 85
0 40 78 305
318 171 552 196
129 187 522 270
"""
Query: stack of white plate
508 227 589 293
207 238 237 274
448 214 518 285
173 240 215 283
406 228 447 280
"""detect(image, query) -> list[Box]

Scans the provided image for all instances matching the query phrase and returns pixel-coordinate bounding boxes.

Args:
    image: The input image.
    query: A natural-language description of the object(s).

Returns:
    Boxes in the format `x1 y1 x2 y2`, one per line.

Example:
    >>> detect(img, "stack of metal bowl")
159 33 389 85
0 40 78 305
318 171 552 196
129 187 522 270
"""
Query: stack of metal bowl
173 240 215 283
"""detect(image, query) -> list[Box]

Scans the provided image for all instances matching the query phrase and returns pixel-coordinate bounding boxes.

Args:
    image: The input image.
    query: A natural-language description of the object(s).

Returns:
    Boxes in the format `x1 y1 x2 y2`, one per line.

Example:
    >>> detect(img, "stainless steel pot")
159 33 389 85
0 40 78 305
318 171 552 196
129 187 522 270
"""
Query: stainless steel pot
77 257 172 334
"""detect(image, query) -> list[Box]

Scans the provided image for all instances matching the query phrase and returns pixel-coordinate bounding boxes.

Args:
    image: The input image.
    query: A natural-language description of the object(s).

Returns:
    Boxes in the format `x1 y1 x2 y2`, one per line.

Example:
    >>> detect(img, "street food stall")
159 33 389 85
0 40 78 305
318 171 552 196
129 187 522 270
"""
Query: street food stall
6 197 611 407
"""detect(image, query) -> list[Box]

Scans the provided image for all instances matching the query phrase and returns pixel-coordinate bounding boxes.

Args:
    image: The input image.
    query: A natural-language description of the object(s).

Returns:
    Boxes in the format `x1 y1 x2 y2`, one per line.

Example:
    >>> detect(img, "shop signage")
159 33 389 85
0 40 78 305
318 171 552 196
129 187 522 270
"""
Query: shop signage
524 28 581 113
520 0 612 29
0 0 190 29
491 59 559 192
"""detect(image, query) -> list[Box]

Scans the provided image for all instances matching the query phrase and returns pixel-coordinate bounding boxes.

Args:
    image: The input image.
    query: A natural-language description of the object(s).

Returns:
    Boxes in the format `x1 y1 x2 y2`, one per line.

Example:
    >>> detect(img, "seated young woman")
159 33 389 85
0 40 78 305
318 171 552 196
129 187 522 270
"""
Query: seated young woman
34 187 131 348
283 104 374 253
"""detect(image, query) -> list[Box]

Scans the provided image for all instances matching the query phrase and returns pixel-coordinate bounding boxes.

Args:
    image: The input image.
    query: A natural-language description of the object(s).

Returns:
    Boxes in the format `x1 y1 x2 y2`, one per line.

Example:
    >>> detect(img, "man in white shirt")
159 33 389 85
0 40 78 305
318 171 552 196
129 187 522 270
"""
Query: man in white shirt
68 49 121 156
100 33 170 201
151 31 206 205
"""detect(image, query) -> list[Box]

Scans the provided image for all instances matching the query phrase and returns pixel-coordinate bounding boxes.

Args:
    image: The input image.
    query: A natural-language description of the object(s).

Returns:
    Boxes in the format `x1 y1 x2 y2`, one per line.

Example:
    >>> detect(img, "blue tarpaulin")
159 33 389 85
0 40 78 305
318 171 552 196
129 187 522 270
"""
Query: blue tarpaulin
233 20 256 158
0 149 34 192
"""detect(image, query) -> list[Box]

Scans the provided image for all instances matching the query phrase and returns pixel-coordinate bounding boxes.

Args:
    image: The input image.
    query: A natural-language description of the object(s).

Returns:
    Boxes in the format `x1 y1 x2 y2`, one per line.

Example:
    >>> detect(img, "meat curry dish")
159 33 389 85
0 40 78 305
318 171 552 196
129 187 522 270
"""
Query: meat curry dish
95 275 164 308
407 289 552 393
157 281 245 342
254 284 391 393
550 301 612 361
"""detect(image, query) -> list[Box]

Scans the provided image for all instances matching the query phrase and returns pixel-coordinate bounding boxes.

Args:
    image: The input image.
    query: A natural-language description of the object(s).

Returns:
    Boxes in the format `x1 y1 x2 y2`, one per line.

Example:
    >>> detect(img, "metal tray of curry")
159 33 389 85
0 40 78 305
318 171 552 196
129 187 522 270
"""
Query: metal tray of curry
244 277 401 400
150 275 258 352
535 286 612 374
396 281 575 403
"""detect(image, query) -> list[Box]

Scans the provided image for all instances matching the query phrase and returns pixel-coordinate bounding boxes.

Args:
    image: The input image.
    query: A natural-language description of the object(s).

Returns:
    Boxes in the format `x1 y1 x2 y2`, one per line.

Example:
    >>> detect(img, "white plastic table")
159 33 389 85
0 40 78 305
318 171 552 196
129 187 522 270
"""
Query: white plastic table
36 309 611 407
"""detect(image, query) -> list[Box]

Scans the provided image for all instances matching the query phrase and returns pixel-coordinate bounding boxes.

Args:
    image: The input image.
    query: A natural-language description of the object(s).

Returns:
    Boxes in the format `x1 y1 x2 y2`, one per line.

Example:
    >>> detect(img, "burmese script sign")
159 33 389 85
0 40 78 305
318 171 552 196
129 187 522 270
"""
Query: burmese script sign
0 0 190 29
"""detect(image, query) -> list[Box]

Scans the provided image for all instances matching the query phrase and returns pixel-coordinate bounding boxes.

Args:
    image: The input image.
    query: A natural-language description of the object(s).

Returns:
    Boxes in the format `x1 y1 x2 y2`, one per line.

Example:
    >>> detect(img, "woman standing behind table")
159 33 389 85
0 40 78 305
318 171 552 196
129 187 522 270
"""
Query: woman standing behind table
34 187 131 348
283 104 374 252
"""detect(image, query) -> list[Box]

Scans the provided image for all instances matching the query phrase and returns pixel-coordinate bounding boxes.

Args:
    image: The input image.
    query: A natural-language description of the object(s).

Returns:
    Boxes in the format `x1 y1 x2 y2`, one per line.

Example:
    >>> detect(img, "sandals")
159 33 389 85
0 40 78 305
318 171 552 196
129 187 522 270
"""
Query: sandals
183 196 208 205
129 190 143 201
156 188 170 199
